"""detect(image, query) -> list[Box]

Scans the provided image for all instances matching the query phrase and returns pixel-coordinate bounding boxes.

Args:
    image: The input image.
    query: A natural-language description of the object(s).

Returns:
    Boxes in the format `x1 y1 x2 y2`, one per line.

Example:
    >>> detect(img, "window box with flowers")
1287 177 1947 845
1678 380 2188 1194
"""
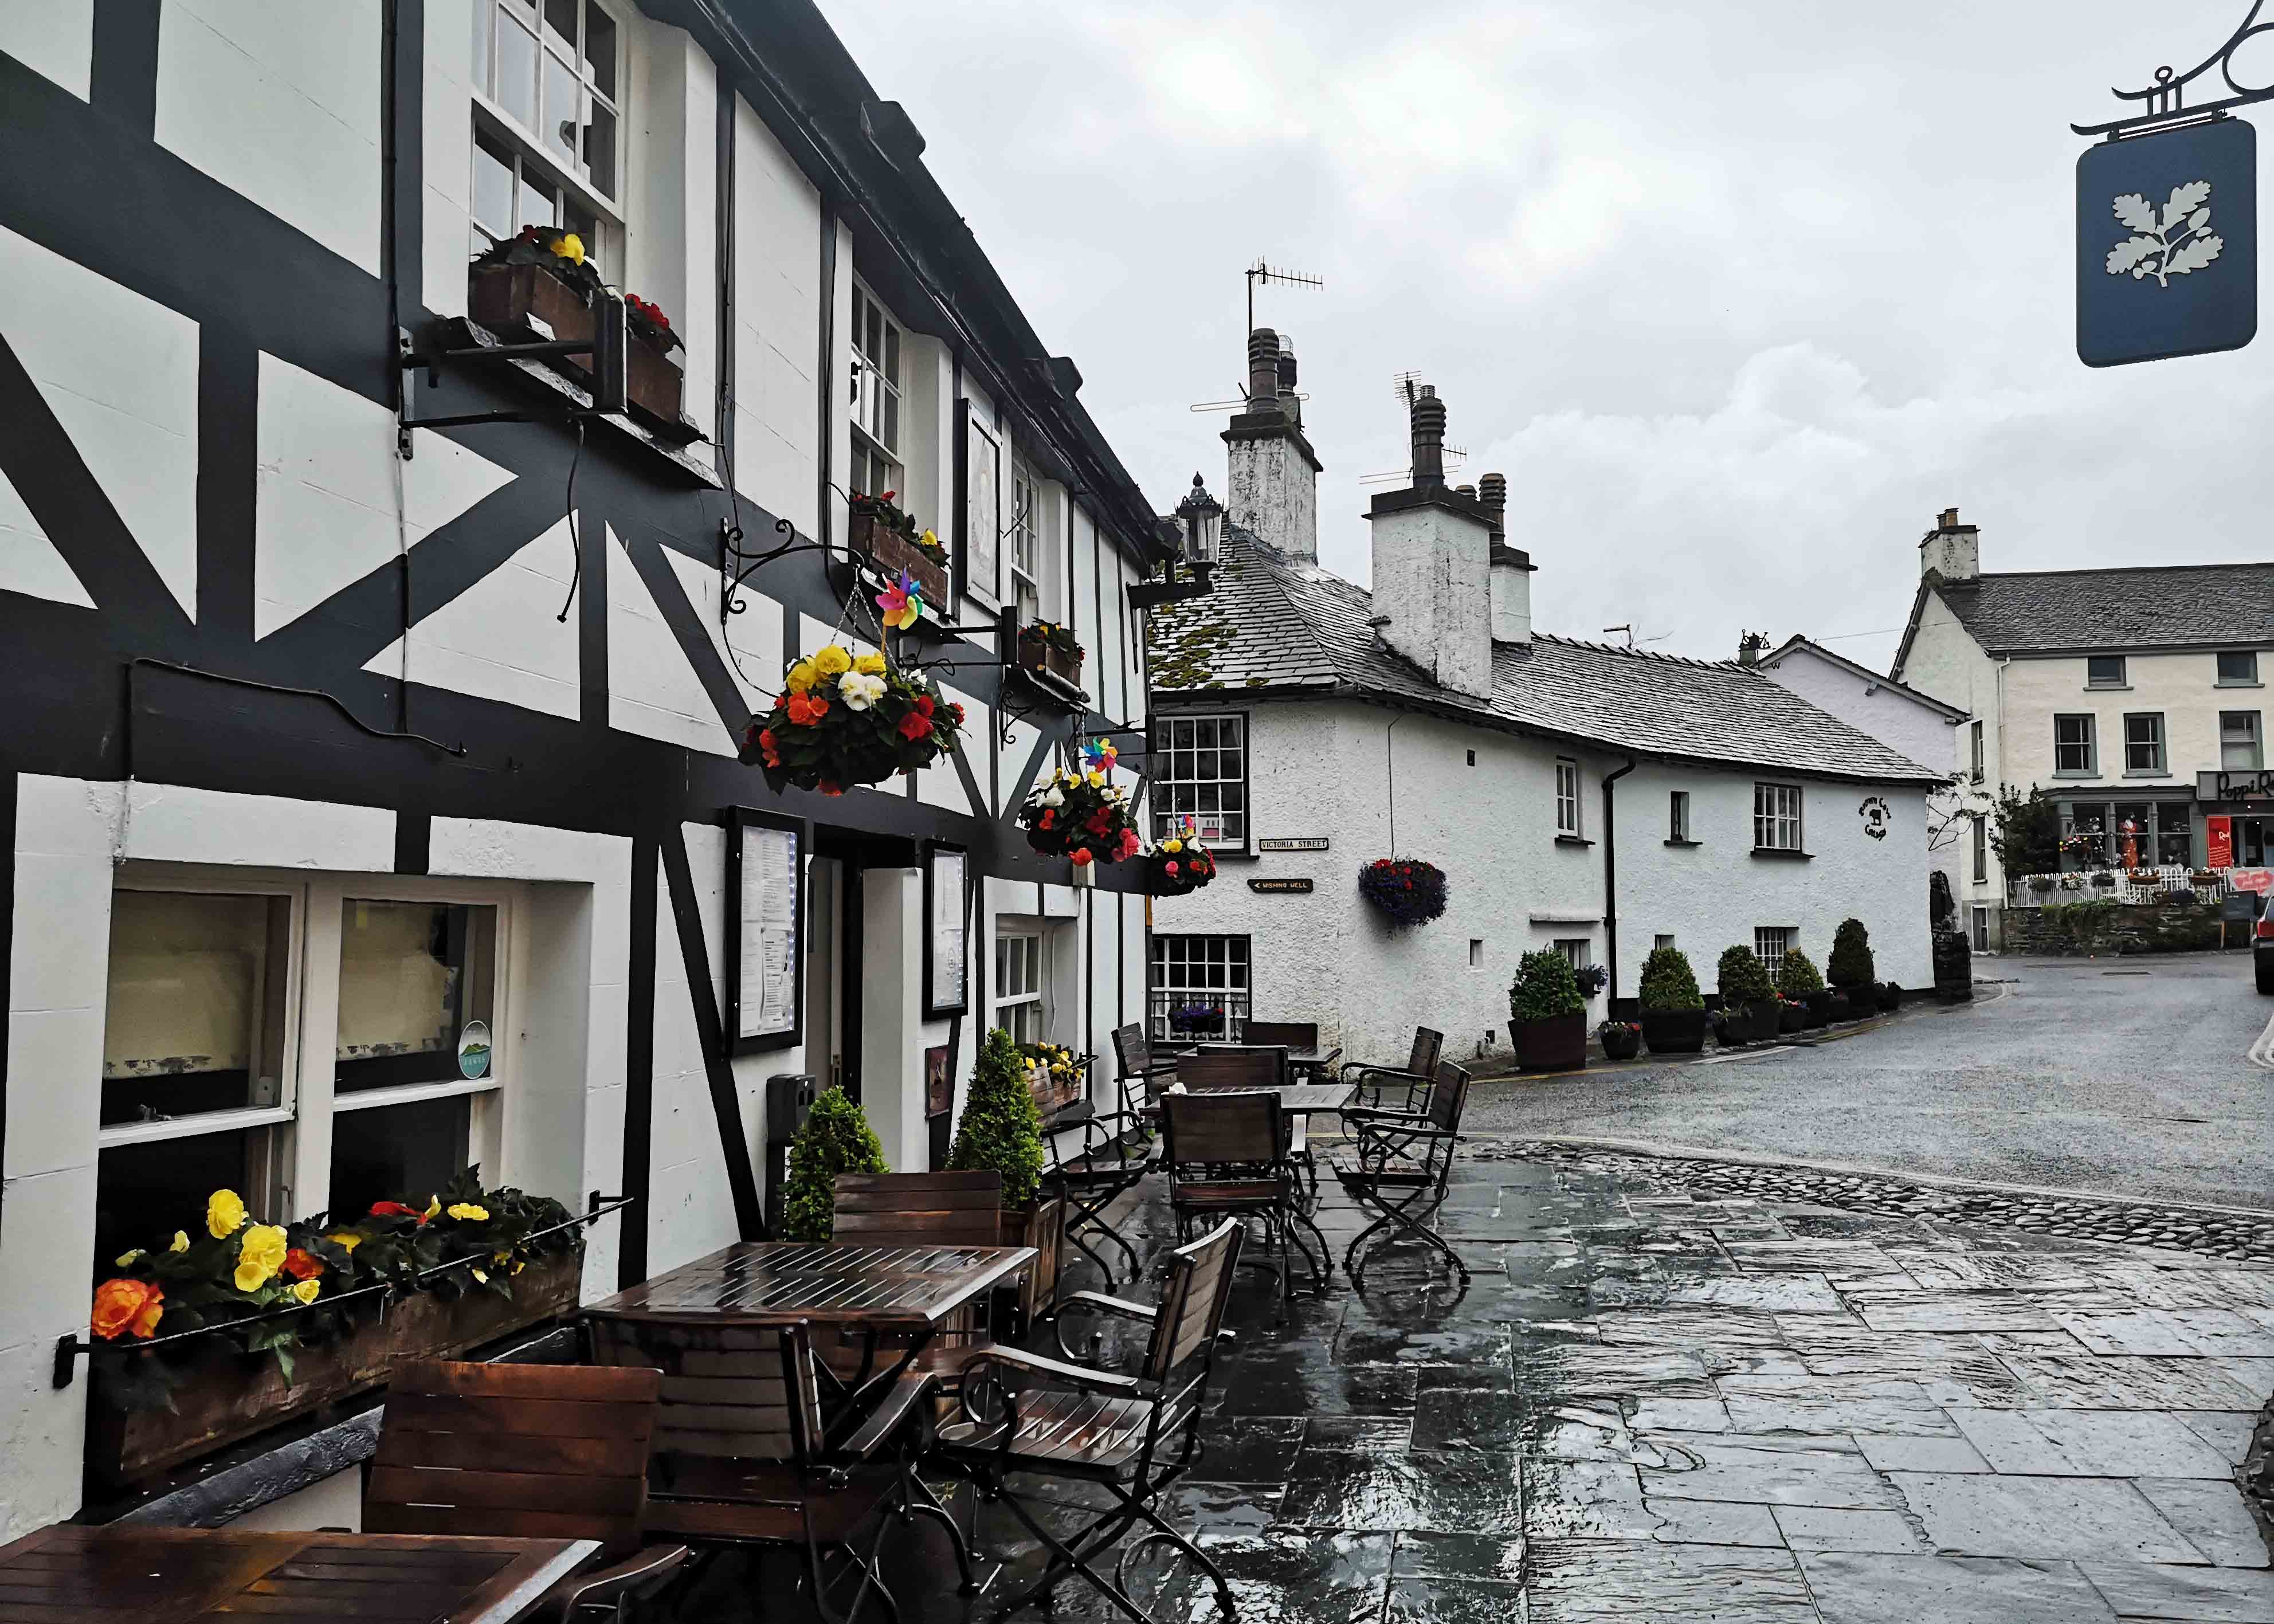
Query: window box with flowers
83 1171 583 1488
1357 858 1450 928
1018 742 1142 869
846 491 950 607
466 227 695 440
739 645 966 797
1020 1040 1091 1119
1017 622 1085 687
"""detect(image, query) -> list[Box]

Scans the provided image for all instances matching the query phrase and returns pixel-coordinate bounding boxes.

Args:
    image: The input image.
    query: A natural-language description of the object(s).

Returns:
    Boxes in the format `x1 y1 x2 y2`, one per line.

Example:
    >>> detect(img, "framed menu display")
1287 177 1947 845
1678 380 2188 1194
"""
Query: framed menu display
923 840 970 1018
726 808 806 1053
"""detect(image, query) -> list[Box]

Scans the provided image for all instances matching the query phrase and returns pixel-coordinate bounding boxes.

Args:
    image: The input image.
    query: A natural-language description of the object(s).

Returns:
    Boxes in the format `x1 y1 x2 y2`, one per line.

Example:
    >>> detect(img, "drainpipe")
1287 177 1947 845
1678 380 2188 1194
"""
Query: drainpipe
1601 757 1637 1013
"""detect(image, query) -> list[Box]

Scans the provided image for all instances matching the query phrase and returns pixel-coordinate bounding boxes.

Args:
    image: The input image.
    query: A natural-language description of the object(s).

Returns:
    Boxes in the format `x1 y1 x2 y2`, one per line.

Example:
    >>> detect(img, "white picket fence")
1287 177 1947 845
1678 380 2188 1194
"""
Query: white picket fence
2005 864 2234 908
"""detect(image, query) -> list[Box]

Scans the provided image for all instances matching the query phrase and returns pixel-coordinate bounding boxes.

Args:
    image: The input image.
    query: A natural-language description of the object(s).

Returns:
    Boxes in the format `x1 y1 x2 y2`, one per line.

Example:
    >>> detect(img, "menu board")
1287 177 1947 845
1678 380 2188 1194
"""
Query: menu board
925 842 970 1017
728 811 804 1051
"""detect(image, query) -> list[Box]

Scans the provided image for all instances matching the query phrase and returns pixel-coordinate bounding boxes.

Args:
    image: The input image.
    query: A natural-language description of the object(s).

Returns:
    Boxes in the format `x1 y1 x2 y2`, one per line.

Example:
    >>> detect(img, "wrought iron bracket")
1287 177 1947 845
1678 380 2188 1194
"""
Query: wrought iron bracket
1126 559 1216 610
395 324 618 457
2073 2 2274 138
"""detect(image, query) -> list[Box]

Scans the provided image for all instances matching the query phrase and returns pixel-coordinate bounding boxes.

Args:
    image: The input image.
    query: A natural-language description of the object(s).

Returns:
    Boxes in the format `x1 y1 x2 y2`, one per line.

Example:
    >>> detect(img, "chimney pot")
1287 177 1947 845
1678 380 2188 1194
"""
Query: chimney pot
1246 328 1280 407
1478 472 1508 539
1939 507 1959 529
1408 385 1448 489
1224 327 1320 560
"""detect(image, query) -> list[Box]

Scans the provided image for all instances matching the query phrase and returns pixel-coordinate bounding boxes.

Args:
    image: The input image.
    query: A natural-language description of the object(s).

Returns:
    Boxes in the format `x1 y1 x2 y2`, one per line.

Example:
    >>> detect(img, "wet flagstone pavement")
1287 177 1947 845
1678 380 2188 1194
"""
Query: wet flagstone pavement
673 1144 2274 1623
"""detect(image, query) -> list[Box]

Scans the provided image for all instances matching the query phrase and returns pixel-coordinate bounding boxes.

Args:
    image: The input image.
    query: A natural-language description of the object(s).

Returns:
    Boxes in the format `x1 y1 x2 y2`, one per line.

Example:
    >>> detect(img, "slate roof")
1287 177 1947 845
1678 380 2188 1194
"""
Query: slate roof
1148 528 1944 784
1907 563 2274 661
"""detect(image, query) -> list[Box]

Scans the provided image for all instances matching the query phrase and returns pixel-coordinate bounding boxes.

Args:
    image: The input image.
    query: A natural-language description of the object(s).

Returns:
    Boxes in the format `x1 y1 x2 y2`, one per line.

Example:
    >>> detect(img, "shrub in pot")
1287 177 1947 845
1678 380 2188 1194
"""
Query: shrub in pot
1508 950 1588 1072
1777 948 1829 1027
1876 980 1902 1011
1637 945 1707 1054
1598 1020 1641 1061
781 1084 889 1241
1828 918 1875 995
1826 990 1853 1022
1710 1006 1742 1048
1717 946 1778 1043
1777 997 1808 1034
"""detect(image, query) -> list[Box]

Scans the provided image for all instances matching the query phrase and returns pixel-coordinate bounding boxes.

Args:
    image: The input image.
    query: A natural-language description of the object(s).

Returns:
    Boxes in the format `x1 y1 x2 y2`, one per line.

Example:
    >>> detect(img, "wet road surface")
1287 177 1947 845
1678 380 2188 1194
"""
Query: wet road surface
1465 952 2274 1211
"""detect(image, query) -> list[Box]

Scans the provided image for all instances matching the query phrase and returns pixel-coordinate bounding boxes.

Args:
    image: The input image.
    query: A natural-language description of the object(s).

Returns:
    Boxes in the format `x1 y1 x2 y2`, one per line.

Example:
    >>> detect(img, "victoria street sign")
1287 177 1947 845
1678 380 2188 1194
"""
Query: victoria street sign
1257 837 1329 852
2077 120 2255 366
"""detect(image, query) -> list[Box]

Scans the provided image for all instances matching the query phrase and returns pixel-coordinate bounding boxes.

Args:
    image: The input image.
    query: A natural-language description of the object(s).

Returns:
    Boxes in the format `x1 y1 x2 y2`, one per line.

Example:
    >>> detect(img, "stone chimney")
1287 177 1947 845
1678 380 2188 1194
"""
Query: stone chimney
1479 473 1534 646
1920 506 1980 583
1737 630 1769 667
1223 326 1322 559
1368 386 1494 700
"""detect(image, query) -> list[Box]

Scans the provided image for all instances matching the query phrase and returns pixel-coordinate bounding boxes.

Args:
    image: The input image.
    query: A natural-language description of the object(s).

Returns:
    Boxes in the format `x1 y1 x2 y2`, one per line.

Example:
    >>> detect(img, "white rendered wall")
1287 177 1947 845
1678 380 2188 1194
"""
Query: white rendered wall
1226 434 1317 560
1897 594 2008 911
1999 650 2260 797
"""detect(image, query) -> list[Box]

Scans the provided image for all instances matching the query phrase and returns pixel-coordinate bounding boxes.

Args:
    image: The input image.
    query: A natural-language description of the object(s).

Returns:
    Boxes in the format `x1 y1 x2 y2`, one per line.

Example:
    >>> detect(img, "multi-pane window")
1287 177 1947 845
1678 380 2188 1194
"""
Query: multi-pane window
993 930 1045 1046
2060 800 2192 868
1668 790 1690 842
1154 716 1246 846
1553 939 1592 972
1969 720 1984 781
2123 713 2165 774
2053 714 2096 775
1555 759 1582 837
1010 462 1044 625
1150 935 1249 1041
2222 711 2264 771
1752 783 1803 850
470 0 618 269
2217 650 2260 685
849 286 903 499
1971 813 1987 884
1754 927 1793 972
2086 654 2127 688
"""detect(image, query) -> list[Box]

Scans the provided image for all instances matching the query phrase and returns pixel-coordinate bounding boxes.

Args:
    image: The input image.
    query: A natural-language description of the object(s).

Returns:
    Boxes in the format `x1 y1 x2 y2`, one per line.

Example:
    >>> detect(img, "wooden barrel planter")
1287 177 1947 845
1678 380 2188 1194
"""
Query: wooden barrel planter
848 511 949 605
1640 1008 1707 1054
1510 1013 1587 1072
88 1250 581 1488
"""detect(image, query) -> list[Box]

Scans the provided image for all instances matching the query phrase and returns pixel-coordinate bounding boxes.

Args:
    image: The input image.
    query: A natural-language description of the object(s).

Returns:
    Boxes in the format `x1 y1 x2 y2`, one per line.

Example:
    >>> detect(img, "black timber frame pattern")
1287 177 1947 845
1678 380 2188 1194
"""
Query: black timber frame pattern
0 1 1160 1282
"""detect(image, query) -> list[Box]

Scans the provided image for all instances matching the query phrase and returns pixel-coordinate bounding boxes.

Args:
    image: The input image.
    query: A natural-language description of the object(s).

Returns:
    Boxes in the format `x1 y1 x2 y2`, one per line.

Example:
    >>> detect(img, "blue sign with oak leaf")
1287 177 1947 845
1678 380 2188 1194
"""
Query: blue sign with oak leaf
2077 118 2256 367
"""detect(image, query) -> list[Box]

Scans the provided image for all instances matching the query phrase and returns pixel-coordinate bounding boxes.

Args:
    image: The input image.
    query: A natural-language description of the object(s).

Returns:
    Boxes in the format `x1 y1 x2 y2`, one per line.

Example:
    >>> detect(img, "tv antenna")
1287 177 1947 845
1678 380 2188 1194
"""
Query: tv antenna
1246 258 1321 338
1602 623 1670 649
1359 372 1465 485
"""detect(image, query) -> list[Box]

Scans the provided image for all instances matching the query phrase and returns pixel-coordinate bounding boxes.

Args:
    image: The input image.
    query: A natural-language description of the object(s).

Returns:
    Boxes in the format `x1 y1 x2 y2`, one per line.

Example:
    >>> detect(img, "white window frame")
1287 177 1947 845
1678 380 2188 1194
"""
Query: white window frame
2054 713 2097 776
1969 720 1984 782
1150 934 1250 1040
1971 813 1987 884
1552 938 1591 971
1754 927 1793 972
469 0 625 275
1153 714 1249 849
2123 712 2166 774
1555 759 1582 838
2085 654 2127 689
993 927 1046 1047
96 864 520 1234
2217 650 2260 686
1009 459 1046 625
850 282 905 499
1668 790 1690 842
1752 782 1803 851
2221 709 2263 771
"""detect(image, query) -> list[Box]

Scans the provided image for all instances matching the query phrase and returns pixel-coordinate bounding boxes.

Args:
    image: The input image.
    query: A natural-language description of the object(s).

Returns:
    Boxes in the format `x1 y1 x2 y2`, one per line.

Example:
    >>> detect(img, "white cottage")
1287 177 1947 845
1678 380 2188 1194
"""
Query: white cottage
1146 338 1943 1066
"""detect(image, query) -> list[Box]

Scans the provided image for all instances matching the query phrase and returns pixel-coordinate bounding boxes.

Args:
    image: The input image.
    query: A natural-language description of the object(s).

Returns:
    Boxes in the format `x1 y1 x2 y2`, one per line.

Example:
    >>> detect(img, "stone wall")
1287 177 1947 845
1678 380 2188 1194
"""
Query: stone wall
2001 899 2236 955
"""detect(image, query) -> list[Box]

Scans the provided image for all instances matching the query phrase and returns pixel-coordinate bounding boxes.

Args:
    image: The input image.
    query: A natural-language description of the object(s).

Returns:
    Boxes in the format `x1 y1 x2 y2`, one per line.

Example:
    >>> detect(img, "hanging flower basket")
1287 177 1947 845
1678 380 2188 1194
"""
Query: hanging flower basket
1358 858 1449 928
1146 834 1217 896
739 645 966 795
1018 740 1142 867
1017 621 1086 686
846 491 950 606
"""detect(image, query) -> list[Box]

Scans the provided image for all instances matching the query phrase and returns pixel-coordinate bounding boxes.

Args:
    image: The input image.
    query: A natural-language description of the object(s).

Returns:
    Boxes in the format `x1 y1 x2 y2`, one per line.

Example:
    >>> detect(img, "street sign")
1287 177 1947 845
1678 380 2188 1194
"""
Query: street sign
1258 837 1329 852
2077 118 2256 367
1248 877 1313 894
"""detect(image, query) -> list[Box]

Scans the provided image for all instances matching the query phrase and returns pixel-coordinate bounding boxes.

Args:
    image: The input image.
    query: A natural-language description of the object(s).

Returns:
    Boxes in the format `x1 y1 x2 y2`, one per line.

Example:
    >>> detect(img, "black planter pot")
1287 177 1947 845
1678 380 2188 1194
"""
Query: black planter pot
1511 1013 1588 1072
1747 997 1782 1041
1600 1026 1641 1061
1876 982 1902 1011
1826 991 1853 1023
1711 1011 1742 1047
1641 1007 1708 1054
1803 990 1832 1029
1778 1002 1808 1034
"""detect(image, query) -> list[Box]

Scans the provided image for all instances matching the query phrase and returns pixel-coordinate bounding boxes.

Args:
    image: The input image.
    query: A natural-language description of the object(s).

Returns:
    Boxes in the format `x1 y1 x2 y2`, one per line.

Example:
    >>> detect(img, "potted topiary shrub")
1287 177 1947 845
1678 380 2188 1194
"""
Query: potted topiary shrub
1828 919 1874 1023
1717 946 1779 1044
1598 1019 1641 1061
1508 950 1588 1072
1637 945 1707 1054
781 1084 889 1242
948 1026 1050 1267
1778 995 1808 1034
1876 980 1902 1011
1778 947 1829 1027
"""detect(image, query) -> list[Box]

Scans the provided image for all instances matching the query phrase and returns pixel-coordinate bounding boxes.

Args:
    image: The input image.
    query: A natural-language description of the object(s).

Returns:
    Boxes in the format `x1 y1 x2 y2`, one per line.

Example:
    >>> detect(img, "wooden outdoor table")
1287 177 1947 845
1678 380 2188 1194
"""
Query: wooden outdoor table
1148 1082 1351 1117
0 1524 597 1624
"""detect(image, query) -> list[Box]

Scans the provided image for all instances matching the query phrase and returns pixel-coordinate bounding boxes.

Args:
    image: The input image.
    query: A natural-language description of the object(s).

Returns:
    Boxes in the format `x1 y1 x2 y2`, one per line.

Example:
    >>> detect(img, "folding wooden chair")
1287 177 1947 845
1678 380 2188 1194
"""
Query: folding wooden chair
829 1171 1027 1378
586 1314 973 1624
1160 1088 1326 1309
931 1219 1245 1624
1332 1060 1472 1288
1340 1025 1444 1113
367 1360 690 1622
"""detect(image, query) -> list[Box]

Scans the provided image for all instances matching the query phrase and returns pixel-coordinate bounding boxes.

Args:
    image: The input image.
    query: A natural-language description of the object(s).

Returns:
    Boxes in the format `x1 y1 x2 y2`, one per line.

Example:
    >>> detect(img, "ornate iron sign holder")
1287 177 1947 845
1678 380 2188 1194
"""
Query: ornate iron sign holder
2073 2 2274 140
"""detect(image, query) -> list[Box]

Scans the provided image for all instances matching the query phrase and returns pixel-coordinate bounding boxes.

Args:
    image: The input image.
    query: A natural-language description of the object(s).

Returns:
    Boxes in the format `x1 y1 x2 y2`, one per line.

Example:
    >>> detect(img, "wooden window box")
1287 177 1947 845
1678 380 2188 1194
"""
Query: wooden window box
87 1249 581 1489
1016 633 1084 688
466 264 689 438
848 510 950 606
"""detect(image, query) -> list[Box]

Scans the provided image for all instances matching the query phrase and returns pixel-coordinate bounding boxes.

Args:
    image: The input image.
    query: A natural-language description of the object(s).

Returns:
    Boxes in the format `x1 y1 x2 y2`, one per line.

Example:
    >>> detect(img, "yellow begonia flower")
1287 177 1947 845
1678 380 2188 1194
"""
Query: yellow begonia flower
853 651 886 676
291 1278 321 1305
207 1188 248 1239
554 232 586 265
1164 838 1183 854
784 660 818 695
116 1249 144 1268
447 1202 489 1222
168 1231 190 1254
422 1196 441 1221
325 1231 362 1253
1086 770 1105 787
919 529 939 548
814 646 853 677
472 1268 489 1285
234 1223 288 1293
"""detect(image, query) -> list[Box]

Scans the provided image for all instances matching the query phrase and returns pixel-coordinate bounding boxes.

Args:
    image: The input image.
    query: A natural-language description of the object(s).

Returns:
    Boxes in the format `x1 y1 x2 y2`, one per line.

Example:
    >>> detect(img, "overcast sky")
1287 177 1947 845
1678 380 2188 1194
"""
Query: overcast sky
821 0 2274 674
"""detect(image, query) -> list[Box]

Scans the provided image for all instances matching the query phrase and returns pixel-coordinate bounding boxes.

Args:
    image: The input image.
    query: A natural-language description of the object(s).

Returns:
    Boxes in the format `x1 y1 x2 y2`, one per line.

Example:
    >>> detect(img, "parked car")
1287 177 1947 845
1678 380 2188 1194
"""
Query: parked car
2256 893 2273 994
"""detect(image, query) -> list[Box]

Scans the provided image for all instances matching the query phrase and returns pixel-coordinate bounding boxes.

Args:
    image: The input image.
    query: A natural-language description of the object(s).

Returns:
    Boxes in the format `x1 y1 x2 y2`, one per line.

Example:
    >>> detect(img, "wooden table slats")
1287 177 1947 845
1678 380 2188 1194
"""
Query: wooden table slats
0 1528 597 1624
1152 1082 1351 1116
585 1242 1034 1330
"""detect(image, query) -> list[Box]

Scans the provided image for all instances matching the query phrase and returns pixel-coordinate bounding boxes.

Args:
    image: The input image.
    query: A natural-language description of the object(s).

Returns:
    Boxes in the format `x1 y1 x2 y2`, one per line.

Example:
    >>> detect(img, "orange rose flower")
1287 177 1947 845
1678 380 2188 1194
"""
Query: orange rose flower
281 1248 324 1281
91 1278 162 1341
786 693 831 727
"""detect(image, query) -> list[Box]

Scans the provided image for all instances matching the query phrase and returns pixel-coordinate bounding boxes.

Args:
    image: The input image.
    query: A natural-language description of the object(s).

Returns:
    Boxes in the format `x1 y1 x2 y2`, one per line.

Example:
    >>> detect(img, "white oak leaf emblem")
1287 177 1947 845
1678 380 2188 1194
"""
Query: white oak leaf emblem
2106 182 2223 288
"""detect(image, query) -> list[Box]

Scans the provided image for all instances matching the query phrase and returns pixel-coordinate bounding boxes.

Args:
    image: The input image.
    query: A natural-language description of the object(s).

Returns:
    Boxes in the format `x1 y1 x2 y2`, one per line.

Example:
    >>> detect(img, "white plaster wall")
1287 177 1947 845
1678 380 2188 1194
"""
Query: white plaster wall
646 829 733 1274
1226 434 1316 560
731 95 820 537
1895 593 2008 909
2001 650 2261 795
0 1 92 100
155 0 381 273
1370 506 1493 701
1757 649 1952 779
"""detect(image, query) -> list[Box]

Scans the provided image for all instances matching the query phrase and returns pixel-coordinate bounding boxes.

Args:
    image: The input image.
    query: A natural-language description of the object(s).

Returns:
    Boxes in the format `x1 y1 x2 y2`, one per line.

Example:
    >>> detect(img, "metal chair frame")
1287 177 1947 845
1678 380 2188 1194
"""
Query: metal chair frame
1159 1087 1328 1311
1332 1061 1472 1289
1339 1026 1444 1115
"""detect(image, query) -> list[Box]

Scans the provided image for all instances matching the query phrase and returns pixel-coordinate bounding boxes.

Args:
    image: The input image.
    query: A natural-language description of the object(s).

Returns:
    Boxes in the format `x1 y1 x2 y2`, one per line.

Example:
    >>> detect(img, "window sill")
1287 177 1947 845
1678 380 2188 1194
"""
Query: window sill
1554 834 1594 849
2085 684 2132 692
1207 849 1261 864
2214 680 2263 689
2120 770 2171 779
2050 770 2097 780
1749 847 1814 861
438 320 720 485
1664 838 1702 848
